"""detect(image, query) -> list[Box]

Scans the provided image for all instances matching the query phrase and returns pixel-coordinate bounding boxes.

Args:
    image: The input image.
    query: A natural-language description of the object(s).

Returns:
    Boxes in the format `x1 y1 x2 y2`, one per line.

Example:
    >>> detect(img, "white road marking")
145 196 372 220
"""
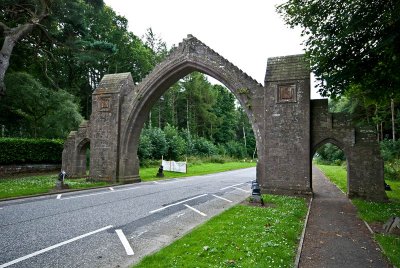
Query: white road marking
60 187 141 200
149 194 208 214
115 229 134 256
153 181 159 184
0 225 113 268
109 187 114 191
184 204 207 216
232 187 251 193
212 194 233 203
56 194 62 199
177 213 186 218
220 182 246 190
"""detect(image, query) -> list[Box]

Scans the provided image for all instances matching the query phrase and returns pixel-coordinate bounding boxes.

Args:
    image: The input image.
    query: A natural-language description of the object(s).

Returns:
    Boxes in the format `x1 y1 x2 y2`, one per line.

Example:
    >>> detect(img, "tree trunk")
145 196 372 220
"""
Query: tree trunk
0 23 35 97
391 98 396 141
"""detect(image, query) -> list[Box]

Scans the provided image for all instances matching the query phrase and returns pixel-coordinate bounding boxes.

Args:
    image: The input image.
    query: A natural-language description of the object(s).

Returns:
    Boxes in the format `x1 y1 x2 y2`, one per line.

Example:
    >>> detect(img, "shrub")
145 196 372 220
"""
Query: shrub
0 138 64 164
193 137 218 157
224 141 247 159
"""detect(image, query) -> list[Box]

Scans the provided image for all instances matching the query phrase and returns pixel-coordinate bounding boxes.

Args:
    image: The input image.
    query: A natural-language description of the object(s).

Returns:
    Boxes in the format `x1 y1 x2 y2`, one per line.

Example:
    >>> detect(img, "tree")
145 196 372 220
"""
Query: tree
1 72 82 138
0 0 104 97
277 0 400 99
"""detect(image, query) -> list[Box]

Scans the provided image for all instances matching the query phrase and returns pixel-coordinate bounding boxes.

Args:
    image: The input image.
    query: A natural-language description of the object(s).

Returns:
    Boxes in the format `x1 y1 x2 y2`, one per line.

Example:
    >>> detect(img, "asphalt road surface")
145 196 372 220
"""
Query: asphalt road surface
0 167 255 268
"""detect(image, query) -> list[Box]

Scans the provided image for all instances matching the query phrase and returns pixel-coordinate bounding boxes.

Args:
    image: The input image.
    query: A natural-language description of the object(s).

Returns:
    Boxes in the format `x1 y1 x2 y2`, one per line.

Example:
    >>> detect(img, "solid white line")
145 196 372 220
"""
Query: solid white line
184 204 207 216
212 194 233 203
109 187 114 191
232 187 251 193
115 229 134 256
220 182 246 191
0 225 113 268
149 194 208 214
56 194 62 199
60 187 141 200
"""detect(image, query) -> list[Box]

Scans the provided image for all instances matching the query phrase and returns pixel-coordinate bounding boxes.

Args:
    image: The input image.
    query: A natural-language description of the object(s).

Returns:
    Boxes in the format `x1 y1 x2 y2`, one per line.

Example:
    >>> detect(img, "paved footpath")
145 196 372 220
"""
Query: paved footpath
299 166 391 268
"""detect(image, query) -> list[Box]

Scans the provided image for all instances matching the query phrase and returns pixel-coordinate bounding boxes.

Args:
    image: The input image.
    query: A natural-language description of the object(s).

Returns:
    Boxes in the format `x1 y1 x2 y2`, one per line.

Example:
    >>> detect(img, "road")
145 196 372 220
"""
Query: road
0 167 255 268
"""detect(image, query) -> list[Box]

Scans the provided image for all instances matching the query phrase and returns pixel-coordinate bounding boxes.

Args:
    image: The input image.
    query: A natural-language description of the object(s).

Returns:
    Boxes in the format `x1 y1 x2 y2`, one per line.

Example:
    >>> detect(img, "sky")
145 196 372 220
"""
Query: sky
103 0 322 98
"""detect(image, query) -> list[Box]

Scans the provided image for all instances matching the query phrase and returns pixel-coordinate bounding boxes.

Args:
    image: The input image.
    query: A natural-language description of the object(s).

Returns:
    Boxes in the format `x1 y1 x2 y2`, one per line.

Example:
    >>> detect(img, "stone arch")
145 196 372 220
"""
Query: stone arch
118 35 265 181
75 138 90 177
310 99 386 200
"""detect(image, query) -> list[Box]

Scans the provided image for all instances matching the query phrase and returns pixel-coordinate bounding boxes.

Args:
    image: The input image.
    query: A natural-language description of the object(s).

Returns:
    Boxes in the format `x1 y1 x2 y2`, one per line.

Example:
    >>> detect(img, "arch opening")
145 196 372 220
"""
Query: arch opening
138 71 257 173
76 139 90 177
312 139 348 194
120 62 261 180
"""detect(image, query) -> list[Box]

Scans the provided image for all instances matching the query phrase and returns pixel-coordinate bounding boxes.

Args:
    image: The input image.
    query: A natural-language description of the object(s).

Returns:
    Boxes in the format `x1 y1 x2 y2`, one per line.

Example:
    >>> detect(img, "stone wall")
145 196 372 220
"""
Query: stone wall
0 164 61 178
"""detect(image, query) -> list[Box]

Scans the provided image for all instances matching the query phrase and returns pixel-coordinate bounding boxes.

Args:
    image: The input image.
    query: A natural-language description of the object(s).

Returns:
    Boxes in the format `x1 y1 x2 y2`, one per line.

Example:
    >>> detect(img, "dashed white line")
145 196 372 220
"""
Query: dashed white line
220 182 246 191
184 204 207 216
109 187 114 191
232 187 251 193
0 225 113 268
153 181 159 184
115 229 134 256
60 187 141 200
212 194 233 203
56 194 62 199
149 194 208 214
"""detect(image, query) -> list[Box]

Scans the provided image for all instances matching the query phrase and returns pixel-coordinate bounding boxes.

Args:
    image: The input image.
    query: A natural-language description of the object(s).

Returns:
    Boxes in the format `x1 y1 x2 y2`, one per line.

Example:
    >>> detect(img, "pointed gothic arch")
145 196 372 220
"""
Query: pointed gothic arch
62 35 387 201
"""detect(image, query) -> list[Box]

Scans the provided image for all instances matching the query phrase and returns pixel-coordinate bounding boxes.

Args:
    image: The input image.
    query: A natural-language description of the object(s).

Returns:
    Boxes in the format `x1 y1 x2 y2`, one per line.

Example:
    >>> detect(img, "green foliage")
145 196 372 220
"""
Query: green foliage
192 137 218 157
134 195 307 267
163 124 186 160
380 139 400 180
277 0 400 99
224 140 247 159
0 138 64 164
314 143 345 165
138 127 168 161
1 72 83 138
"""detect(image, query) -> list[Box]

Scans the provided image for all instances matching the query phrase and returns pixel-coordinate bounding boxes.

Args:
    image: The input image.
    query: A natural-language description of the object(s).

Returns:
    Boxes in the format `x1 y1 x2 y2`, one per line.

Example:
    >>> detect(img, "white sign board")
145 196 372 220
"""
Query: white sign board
162 160 187 173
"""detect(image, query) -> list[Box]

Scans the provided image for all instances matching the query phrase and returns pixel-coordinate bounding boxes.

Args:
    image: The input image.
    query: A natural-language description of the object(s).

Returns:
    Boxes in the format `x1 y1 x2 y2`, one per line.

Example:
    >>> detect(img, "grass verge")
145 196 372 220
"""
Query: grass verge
0 174 109 199
316 164 400 267
139 161 256 181
133 195 307 268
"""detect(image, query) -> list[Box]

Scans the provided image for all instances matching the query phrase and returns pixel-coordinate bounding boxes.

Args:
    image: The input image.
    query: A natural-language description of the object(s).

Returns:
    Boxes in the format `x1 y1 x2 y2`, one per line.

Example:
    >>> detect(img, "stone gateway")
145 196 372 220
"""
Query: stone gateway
62 35 386 201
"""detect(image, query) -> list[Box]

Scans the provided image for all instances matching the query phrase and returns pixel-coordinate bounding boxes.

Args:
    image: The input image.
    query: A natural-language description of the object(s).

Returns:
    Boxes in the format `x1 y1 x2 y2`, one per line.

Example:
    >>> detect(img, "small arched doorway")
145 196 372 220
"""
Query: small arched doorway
312 139 348 195
76 138 90 177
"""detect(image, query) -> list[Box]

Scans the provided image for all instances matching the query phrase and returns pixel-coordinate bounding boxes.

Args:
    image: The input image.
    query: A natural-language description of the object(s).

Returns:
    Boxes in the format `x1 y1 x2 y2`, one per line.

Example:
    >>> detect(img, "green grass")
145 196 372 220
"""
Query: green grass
133 195 307 268
316 164 400 267
316 164 348 193
375 234 400 266
0 174 109 199
139 161 256 181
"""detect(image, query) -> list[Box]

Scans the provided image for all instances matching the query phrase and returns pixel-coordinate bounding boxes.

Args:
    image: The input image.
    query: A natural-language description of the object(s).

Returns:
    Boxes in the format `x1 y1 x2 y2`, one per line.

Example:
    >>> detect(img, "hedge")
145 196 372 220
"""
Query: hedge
0 138 64 164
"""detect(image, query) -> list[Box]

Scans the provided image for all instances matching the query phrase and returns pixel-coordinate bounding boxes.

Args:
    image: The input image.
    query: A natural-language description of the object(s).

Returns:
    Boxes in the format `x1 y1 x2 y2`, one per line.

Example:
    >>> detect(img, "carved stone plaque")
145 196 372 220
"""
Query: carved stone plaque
278 84 297 103
98 96 111 112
